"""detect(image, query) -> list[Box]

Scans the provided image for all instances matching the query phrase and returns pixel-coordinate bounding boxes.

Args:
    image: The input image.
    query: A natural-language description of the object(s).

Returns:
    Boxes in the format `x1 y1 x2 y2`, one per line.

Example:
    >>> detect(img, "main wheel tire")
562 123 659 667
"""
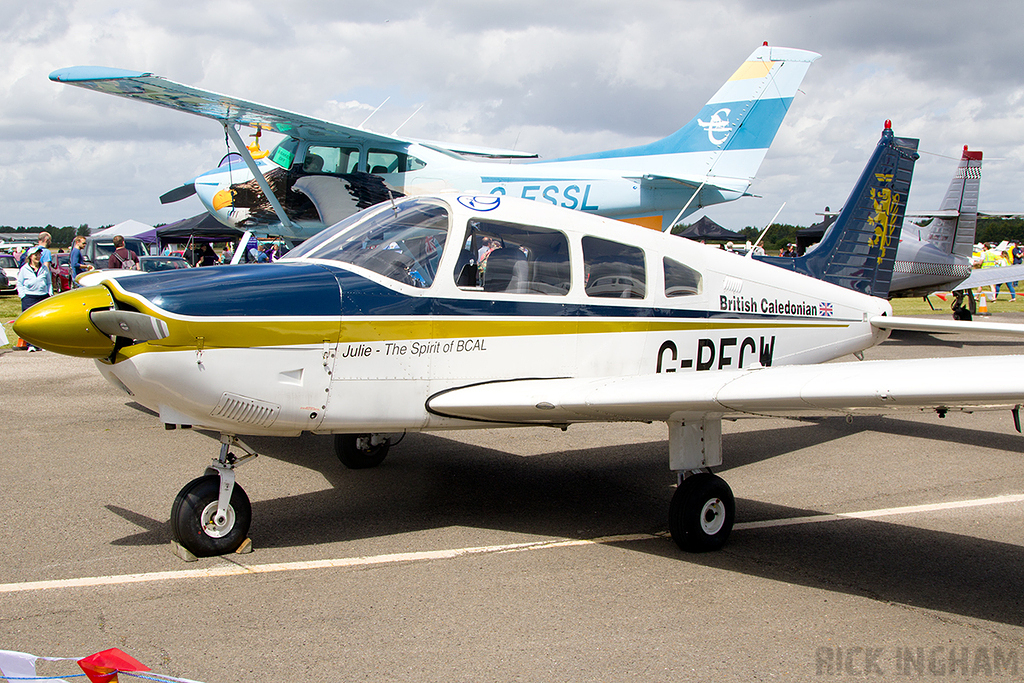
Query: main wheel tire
170 475 252 557
952 305 972 321
335 434 390 469
669 473 735 552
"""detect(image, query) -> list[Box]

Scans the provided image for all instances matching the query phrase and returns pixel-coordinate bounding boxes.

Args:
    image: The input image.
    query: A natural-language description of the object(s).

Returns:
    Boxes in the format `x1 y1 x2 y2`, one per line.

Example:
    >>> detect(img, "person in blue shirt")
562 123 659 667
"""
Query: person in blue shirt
17 248 53 351
19 231 52 270
68 235 92 286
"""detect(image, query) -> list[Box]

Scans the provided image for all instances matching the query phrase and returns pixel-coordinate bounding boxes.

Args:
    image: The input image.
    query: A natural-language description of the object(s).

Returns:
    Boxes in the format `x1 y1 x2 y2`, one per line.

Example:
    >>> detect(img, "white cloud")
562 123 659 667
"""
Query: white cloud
1 0 1022 229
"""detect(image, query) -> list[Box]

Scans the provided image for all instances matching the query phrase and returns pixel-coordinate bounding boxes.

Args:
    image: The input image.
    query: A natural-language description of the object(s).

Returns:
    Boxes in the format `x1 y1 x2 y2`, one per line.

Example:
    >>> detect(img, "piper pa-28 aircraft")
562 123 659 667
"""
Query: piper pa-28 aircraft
16 123 1024 558
50 43 819 239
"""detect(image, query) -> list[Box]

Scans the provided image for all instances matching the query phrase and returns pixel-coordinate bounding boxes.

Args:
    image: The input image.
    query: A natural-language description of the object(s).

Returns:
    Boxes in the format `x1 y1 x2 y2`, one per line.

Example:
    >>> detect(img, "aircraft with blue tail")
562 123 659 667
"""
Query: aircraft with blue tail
17 121 1024 559
50 43 819 240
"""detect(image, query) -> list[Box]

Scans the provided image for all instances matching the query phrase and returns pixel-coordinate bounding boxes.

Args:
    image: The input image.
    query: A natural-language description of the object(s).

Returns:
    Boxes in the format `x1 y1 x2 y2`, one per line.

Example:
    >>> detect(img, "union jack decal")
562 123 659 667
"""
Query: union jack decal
819 302 833 317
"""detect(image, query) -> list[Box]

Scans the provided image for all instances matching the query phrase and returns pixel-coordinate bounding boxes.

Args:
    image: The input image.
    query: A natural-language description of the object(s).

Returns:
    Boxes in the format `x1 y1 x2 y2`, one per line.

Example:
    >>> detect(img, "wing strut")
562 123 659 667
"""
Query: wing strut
664 181 706 232
222 123 296 235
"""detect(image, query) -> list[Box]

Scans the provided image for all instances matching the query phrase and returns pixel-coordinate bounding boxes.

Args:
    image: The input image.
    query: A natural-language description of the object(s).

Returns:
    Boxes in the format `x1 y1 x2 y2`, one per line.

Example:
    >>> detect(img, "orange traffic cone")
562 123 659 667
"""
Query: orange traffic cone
14 337 28 350
978 293 990 316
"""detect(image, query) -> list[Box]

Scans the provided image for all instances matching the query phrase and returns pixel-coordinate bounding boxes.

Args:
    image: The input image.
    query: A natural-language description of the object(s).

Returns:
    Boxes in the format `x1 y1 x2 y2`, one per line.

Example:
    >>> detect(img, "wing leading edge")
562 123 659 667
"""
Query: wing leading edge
426 355 1024 425
49 66 536 158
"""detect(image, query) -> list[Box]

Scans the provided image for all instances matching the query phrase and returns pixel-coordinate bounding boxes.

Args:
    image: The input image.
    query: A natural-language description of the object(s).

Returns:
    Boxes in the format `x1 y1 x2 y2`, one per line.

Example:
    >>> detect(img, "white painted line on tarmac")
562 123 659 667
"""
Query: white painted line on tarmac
3 494 1022 594
0 534 654 594
734 493 1024 530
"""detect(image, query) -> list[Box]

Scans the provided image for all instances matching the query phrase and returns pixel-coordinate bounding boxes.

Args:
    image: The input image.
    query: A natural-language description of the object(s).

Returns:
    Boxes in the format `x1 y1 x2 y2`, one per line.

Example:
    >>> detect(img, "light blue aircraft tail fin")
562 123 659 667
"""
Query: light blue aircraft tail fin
550 44 820 182
755 122 920 297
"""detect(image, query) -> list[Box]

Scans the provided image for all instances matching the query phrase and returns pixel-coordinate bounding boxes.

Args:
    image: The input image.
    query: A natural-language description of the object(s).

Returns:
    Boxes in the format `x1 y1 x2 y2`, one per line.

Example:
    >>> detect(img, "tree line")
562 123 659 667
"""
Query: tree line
5 216 1024 253
0 225 100 249
676 217 1024 253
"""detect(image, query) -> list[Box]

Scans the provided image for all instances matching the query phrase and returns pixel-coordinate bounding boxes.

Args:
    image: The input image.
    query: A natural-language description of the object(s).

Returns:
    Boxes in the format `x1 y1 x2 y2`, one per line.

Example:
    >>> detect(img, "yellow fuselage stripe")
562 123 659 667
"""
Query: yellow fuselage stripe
115 316 849 361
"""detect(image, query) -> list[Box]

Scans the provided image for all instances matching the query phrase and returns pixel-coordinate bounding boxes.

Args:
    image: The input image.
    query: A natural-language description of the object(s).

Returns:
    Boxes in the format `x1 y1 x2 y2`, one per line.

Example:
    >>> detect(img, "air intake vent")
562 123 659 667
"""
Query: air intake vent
211 393 280 427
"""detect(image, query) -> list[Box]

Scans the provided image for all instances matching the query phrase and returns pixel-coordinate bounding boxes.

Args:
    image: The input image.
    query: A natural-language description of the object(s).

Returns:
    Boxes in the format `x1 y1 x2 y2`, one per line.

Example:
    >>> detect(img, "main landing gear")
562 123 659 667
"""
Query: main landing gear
667 415 736 552
333 433 400 469
669 472 735 551
951 290 975 321
170 434 258 557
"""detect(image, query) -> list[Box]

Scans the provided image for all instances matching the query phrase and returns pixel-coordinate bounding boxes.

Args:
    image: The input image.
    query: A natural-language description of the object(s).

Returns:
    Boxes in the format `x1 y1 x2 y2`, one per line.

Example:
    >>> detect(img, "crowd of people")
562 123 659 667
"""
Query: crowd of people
10 233 287 351
977 241 1023 301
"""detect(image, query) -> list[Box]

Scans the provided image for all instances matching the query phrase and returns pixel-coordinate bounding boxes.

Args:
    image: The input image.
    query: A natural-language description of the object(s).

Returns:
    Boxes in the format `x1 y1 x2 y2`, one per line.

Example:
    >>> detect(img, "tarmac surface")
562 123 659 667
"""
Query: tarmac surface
3 316 1024 681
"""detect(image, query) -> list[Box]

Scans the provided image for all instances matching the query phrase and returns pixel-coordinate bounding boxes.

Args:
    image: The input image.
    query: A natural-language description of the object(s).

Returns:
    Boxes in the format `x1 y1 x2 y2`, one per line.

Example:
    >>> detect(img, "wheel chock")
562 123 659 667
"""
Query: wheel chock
169 537 253 562
170 540 198 562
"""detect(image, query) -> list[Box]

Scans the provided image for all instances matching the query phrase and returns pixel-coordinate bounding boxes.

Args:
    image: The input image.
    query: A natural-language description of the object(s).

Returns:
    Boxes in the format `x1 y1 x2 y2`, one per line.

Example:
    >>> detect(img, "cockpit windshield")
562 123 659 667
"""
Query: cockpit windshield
284 199 449 288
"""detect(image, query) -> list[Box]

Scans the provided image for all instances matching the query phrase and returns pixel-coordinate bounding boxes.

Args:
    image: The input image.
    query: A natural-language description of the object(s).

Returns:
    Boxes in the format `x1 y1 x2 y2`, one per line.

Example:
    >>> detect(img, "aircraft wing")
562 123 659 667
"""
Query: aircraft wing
49 66 536 158
426 355 1024 425
953 264 1024 291
868 315 1024 337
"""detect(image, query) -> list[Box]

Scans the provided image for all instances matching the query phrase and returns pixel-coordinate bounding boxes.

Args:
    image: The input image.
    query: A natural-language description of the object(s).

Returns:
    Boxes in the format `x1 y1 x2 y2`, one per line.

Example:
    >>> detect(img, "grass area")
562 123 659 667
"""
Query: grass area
891 292 1023 316
5 289 1018 351
1 294 22 348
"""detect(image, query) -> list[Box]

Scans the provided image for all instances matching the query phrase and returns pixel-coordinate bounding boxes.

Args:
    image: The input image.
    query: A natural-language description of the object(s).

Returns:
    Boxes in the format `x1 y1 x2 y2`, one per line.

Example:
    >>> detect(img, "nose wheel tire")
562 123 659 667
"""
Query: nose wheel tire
335 434 390 469
171 475 252 557
669 473 735 552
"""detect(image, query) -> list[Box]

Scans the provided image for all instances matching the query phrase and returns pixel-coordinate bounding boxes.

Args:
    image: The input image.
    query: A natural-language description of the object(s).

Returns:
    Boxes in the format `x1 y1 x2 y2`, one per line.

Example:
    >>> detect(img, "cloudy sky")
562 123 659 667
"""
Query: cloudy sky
2 1 1022 232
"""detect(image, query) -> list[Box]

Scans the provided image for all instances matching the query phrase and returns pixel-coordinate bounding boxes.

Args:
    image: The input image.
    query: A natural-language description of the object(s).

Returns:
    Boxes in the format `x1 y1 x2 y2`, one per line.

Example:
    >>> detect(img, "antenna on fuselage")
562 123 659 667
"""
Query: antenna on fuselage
359 97 391 128
392 105 424 136
748 202 786 258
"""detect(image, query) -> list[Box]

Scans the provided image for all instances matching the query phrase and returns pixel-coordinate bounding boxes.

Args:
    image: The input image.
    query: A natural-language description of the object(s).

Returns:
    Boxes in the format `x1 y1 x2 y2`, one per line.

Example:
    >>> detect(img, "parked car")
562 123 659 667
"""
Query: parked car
53 253 72 292
0 254 16 293
82 236 149 270
76 255 191 287
138 256 190 272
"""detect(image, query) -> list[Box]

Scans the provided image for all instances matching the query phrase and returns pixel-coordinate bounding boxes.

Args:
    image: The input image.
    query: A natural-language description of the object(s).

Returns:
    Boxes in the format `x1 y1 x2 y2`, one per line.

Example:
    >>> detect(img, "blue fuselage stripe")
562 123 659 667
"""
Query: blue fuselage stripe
115 263 839 324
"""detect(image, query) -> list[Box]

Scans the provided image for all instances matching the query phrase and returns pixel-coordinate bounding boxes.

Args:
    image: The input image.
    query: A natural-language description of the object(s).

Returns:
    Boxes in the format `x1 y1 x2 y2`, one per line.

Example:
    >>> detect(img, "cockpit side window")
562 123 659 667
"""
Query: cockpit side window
663 257 703 297
583 237 646 299
286 199 449 288
455 220 570 295
270 137 300 169
304 145 360 174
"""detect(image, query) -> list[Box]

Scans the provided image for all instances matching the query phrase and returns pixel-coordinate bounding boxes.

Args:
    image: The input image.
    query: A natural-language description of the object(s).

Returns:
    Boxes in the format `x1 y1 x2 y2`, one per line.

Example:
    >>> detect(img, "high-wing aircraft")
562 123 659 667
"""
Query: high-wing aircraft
50 43 819 240
16 123 1024 559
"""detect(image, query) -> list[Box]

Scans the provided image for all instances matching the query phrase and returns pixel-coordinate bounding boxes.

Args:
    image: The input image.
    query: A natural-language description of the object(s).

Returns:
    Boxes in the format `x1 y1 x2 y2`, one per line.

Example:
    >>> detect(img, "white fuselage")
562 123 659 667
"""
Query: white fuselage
88 195 891 436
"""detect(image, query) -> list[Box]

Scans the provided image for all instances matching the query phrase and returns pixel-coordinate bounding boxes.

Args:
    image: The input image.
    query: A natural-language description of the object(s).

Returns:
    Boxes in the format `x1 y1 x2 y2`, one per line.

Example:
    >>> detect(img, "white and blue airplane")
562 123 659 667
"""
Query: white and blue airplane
50 43 819 240
16 123 1024 559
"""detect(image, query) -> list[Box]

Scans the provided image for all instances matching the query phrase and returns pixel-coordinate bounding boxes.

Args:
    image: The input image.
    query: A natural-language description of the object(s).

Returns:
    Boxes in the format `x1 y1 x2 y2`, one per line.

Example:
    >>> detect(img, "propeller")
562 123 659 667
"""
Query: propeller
159 182 197 204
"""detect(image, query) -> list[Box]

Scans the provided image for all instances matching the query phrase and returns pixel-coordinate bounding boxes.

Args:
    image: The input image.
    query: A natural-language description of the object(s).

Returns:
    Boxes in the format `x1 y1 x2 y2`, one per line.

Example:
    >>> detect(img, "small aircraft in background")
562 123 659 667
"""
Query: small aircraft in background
17 123 1024 559
50 43 819 241
773 144 1024 318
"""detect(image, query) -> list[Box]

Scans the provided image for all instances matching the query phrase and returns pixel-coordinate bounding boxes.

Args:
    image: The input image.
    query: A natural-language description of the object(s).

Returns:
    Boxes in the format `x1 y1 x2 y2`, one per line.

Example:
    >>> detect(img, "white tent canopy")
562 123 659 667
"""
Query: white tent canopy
91 219 158 244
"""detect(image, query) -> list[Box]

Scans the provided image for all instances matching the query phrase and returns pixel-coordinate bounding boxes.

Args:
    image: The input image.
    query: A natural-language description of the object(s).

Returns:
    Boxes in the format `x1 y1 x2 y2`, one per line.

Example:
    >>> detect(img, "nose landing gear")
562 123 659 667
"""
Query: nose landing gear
170 434 258 557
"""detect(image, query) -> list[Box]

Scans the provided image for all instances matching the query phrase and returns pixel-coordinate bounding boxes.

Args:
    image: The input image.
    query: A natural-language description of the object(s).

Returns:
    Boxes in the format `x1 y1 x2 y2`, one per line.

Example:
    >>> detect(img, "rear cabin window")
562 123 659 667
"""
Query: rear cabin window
303 145 360 174
663 257 702 297
367 149 428 174
583 236 646 299
455 220 570 295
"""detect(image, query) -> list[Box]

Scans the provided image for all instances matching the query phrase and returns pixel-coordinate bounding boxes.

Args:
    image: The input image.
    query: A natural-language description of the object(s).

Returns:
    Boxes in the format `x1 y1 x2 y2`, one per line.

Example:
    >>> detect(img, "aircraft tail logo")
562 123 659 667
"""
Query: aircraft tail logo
866 173 901 264
697 108 733 145
755 122 920 298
